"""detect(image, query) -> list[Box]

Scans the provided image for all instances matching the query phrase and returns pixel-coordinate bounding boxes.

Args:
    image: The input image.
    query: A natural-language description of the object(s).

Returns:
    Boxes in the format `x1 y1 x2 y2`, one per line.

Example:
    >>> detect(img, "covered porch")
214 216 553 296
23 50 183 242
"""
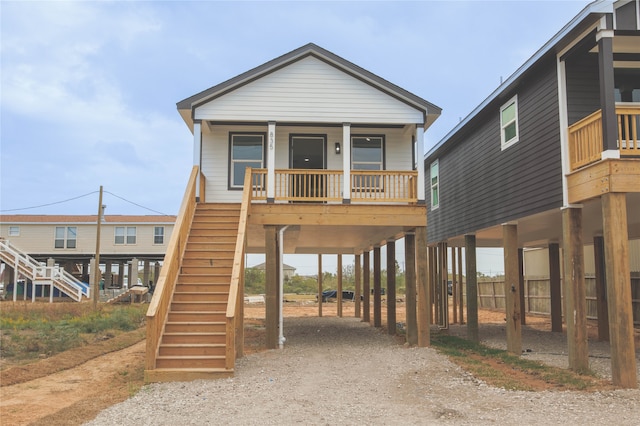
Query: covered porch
241 167 431 350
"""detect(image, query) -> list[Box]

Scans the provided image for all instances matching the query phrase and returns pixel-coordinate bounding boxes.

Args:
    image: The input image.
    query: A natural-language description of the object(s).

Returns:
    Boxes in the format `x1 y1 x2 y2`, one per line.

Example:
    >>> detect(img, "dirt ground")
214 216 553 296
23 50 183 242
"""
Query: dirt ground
0 301 635 425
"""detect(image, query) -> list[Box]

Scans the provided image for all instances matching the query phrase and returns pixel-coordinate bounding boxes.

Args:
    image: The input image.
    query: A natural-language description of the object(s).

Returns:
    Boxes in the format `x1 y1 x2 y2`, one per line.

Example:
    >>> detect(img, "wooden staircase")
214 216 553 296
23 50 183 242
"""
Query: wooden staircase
150 203 241 381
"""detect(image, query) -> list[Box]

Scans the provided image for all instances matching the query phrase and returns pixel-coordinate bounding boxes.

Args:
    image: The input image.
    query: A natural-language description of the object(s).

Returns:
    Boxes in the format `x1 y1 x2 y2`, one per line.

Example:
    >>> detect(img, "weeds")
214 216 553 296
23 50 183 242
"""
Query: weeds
0 302 147 361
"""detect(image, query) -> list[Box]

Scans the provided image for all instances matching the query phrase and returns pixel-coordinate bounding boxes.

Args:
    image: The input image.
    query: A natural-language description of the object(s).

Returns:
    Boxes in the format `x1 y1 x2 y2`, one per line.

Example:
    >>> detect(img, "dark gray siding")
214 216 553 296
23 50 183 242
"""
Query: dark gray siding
566 52 600 125
426 58 563 243
616 2 638 30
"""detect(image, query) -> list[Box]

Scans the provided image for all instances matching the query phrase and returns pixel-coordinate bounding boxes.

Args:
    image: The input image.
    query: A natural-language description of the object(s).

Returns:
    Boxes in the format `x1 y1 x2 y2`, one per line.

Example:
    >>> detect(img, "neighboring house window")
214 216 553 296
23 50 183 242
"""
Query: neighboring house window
154 226 164 244
430 160 439 209
352 136 384 189
229 133 265 189
500 95 519 149
54 226 77 249
8 226 20 236
115 226 137 245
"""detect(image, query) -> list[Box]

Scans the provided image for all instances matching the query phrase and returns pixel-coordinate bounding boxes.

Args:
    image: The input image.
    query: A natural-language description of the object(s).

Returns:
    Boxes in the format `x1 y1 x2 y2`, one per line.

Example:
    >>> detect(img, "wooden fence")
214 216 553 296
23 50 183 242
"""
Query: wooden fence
475 274 640 324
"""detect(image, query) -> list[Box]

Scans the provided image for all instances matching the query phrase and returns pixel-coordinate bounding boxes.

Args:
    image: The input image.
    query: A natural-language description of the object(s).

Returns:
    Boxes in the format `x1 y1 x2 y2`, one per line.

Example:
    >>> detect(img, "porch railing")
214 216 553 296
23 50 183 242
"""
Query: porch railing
250 168 418 203
568 105 640 171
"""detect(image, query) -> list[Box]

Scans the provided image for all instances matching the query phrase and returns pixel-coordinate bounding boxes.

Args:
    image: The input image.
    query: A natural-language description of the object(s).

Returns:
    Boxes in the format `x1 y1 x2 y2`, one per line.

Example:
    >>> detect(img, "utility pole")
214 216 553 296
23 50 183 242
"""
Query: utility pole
93 186 104 308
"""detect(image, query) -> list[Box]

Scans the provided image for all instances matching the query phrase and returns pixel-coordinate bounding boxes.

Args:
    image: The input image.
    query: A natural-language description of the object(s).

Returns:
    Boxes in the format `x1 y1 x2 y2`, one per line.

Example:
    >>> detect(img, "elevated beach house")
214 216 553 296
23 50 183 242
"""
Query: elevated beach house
145 43 441 382
424 0 639 388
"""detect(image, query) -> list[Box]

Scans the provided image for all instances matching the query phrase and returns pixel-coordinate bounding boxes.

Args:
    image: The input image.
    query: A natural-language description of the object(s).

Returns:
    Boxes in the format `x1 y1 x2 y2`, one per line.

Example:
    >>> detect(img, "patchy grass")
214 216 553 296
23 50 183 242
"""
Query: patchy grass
1 302 147 365
431 333 609 391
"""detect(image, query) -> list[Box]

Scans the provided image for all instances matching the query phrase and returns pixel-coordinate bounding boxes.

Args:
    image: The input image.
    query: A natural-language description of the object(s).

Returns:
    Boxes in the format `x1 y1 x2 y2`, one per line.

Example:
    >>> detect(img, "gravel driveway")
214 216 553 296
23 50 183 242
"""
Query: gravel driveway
86 316 640 425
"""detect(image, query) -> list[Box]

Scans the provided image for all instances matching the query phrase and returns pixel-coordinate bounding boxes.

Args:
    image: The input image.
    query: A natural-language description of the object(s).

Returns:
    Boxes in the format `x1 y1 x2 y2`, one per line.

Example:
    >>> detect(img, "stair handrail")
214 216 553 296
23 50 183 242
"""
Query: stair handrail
145 166 200 373
0 238 88 301
225 168 253 369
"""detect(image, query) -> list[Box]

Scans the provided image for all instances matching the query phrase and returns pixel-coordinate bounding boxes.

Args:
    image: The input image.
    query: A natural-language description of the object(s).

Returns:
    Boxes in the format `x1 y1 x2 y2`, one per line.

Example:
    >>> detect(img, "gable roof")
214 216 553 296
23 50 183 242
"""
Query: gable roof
251 262 296 271
425 0 614 159
177 43 441 130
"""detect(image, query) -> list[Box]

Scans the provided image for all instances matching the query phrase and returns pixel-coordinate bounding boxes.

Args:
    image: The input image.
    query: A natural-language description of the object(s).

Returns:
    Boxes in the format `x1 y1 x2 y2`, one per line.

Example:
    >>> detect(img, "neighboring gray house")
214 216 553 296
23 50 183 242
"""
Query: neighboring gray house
424 0 639 388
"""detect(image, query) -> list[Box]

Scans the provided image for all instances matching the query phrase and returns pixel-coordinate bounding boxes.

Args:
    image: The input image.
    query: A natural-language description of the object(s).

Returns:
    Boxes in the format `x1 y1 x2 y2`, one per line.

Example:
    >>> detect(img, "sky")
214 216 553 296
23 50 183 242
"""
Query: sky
1 0 592 275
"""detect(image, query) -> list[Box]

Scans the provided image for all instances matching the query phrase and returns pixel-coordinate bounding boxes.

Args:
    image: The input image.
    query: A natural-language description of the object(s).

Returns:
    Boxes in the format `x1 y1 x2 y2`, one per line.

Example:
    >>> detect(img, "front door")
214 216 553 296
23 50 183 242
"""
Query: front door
290 135 326 200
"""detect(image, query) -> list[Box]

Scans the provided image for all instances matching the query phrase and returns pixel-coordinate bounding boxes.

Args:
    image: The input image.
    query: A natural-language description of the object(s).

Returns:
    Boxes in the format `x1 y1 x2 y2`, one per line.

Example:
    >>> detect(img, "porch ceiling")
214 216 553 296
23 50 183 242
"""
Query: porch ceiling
444 192 640 249
246 203 426 254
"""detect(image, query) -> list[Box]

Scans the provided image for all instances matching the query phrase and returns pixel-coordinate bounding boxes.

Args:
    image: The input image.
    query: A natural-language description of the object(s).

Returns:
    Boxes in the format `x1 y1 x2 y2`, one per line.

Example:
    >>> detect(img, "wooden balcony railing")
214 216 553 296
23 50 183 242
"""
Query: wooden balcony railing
250 168 418 203
351 170 416 203
568 105 640 171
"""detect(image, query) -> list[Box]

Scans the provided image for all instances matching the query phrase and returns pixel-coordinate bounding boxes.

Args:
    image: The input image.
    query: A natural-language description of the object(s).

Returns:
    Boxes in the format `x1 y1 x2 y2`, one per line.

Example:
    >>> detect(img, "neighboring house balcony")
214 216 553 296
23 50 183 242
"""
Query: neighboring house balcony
567 104 640 204
568 104 640 171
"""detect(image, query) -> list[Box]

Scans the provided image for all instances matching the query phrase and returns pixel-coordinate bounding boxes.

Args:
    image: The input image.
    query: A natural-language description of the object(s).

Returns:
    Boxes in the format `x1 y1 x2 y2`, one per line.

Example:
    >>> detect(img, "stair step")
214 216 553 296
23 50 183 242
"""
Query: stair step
170 300 227 311
181 258 234 268
177 275 232 285
145 368 233 383
159 343 226 357
186 242 236 251
181 266 232 275
174 282 229 296
193 212 240 221
189 226 238 233
187 235 237 243
156 355 226 369
173 292 229 302
196 203 240 212
165 321 226 333
162 332 227 344
184 249 234 258
168 311 226 322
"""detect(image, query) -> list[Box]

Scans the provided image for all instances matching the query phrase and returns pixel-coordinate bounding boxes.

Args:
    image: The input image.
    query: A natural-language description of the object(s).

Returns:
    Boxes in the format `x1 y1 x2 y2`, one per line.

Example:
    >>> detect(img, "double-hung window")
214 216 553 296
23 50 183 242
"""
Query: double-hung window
154 226 164 244
500 95 519 149
55 226 77 249
352 136 384 190
8 226 20 236
229 133 265 189
430 160 439 209
115 226 136 245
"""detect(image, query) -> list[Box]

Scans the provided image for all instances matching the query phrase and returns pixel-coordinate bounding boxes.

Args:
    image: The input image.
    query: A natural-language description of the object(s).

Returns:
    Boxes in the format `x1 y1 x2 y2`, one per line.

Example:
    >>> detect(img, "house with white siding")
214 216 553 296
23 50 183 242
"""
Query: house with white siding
145 43 441 382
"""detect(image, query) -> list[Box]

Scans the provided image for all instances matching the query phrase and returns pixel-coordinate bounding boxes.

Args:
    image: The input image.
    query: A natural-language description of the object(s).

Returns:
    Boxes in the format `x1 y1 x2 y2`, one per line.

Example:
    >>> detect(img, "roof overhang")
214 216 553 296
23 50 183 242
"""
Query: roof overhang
425 0 618 160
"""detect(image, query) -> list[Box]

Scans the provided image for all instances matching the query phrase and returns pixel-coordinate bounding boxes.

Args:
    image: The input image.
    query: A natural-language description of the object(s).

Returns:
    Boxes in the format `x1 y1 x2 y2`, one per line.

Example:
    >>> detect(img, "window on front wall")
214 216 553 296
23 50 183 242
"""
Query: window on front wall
229 133 265 189
352 136 384 190
154 226 164 244
430 160 439 209
8 226 20 236
115 226 137 245
54 226 77 249
500 95 519 149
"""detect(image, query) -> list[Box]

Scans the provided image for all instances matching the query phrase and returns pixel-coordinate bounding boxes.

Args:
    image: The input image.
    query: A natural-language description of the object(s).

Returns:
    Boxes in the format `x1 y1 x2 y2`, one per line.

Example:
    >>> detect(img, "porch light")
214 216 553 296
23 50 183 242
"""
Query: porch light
335 142 341 154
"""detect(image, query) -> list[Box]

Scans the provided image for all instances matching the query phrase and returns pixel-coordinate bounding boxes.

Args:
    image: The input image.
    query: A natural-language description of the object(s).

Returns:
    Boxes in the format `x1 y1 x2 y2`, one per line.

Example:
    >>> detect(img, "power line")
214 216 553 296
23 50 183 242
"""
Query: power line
103 191 171 216
1 189 172 216
0 191 98 213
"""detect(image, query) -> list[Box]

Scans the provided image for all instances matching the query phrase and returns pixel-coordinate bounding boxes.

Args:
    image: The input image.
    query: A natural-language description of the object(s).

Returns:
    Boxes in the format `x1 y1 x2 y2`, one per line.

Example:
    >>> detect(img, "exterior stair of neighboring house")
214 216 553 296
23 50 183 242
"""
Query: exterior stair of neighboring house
153 203 240 378
0 238 89 302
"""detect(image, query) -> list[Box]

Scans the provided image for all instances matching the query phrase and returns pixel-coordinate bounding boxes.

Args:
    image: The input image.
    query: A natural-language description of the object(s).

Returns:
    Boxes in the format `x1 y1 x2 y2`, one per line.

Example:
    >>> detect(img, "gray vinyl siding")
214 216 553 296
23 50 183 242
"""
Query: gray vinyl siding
426 59 563 243
565 52 600 126
616 2 638 30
